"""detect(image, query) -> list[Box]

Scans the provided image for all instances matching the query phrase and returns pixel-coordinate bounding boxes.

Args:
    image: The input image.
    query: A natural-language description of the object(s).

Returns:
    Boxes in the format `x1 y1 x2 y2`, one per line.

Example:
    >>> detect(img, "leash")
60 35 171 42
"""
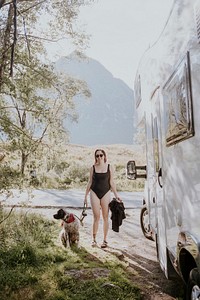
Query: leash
74 202 87 226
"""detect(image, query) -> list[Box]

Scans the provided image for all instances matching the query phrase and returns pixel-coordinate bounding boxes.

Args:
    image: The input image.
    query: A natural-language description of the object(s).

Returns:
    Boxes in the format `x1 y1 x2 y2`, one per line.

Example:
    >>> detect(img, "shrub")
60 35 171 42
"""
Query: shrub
0 166 21 189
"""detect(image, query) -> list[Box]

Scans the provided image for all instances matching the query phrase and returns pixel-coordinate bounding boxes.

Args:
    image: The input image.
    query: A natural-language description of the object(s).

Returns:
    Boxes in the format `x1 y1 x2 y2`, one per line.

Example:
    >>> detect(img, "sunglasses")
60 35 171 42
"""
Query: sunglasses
96 154 103 158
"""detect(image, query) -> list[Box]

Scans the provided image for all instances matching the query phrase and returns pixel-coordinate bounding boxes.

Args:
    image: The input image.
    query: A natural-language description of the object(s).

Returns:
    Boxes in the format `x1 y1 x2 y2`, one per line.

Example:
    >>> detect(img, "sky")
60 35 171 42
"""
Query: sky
46 0 174 89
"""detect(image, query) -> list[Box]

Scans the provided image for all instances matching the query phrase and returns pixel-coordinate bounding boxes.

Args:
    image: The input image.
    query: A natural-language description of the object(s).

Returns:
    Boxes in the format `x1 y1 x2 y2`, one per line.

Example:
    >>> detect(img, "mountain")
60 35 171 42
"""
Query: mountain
54 52 135 146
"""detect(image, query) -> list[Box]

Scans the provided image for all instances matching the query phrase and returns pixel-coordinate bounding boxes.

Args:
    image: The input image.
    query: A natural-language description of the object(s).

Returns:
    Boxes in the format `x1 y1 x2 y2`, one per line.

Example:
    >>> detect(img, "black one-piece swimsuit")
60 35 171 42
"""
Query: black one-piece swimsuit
91 164 111 199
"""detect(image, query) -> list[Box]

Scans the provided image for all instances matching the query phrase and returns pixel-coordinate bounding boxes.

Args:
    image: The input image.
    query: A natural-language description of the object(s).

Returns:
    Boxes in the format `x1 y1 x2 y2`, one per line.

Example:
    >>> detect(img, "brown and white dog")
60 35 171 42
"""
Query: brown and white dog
53 209 79 248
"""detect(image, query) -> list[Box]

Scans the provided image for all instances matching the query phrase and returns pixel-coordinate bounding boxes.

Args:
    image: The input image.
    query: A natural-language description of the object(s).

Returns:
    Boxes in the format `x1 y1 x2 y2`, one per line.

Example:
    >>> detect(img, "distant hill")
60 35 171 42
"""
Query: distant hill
54 52 135 146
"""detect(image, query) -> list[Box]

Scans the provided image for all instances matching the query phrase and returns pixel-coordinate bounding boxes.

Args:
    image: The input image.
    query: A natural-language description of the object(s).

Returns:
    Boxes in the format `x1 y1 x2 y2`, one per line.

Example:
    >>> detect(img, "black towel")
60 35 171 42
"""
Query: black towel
109 198 126 232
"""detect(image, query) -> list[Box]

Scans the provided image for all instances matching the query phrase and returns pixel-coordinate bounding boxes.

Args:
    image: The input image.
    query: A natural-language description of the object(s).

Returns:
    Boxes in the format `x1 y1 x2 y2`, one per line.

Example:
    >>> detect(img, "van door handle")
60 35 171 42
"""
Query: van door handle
158 168 163 188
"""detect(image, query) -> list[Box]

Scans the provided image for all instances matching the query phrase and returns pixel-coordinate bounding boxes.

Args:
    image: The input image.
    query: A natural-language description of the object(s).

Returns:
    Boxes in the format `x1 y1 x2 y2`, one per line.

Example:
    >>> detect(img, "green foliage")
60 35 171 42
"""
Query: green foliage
0 268 38 291
0 165 21 189
0 212 54 250
54 161 70 174
0 244 38 268
67 162 89 184
0 210 142 300
29 176 40 187
0 0 145 191
0 1 92 176
55 272 141 300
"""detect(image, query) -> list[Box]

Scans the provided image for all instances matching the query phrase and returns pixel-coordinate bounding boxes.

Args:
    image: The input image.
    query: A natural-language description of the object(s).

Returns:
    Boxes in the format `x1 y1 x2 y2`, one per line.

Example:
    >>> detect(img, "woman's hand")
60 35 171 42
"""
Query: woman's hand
116 197 122 202
84 197 88 207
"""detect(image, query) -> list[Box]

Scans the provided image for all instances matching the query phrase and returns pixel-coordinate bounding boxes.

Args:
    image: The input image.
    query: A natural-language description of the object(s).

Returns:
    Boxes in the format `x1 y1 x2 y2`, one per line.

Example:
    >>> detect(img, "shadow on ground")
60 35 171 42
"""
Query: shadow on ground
102 246 184 300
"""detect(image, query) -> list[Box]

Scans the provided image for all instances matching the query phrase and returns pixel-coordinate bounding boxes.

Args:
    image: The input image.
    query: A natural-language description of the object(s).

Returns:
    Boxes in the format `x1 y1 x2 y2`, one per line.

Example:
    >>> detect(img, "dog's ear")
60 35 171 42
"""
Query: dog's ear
53 213 59 219
53 209 66 219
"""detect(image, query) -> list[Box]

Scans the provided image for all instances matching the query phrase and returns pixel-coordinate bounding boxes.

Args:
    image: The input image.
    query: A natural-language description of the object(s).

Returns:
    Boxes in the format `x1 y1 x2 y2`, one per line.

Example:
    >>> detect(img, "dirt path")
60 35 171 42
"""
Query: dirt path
79 207 184 300
26 206 184 300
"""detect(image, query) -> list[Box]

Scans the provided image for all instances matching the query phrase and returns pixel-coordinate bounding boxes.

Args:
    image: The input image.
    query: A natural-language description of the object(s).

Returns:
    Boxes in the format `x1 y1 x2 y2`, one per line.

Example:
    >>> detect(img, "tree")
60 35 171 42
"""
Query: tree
0 0 93 177
0 0 94 89
0 51 90 175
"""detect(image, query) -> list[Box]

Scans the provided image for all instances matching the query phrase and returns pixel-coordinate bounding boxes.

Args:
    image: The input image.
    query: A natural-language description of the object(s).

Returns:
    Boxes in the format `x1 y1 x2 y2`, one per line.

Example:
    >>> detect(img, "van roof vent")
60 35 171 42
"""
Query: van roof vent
195 0 200 43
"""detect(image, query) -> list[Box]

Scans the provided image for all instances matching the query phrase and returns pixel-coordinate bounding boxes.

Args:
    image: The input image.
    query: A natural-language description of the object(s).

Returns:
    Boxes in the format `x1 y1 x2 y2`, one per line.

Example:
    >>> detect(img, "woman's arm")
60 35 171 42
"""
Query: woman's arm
84 166 93 206
109 164 121 201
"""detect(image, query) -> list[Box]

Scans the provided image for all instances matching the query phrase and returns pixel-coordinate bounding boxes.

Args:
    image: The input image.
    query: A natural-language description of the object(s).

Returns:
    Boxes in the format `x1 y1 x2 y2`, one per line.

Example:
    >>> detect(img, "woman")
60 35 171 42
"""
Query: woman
84 149 121 248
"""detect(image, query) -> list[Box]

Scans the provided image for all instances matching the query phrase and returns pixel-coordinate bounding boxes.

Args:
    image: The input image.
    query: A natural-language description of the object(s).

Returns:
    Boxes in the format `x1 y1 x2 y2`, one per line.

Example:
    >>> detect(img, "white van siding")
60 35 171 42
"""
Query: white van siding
135 0 200 281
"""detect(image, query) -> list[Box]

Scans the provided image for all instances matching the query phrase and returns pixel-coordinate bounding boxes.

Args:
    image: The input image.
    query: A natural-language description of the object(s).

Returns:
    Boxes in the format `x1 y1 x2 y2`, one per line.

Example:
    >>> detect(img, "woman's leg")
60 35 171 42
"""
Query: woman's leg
90 191 101 242
100 191 110 242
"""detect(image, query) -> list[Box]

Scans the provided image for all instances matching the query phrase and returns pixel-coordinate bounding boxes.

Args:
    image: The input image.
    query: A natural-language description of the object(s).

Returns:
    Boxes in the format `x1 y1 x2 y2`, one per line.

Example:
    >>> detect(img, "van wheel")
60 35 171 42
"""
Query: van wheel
186 268 200 300
140 206 154 241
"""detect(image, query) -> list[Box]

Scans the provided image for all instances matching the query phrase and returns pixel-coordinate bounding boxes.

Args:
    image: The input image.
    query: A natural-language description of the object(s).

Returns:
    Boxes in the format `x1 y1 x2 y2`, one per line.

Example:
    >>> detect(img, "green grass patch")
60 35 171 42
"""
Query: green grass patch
0 209 142 300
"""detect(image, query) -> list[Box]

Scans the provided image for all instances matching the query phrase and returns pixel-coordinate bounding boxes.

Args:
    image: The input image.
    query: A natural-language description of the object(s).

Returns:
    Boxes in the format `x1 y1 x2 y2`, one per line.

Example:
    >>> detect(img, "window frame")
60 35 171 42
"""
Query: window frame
163 51 194 147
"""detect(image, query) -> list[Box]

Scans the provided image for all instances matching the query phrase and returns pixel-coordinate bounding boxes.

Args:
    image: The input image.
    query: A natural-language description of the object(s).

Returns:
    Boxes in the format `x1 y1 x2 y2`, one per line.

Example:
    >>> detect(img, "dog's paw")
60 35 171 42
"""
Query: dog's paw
60 232 68 248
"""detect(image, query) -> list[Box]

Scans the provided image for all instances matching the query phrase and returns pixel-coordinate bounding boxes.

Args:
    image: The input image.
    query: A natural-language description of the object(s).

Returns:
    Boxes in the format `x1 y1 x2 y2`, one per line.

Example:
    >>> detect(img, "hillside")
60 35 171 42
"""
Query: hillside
60 143 146 191
54 52 135 146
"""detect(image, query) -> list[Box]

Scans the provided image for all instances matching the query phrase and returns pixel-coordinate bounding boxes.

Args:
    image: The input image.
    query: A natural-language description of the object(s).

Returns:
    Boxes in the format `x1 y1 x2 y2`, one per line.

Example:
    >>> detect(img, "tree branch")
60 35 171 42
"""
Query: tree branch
10 0 17 77
19 0 47 14
22 15 31 58
0 205 15 225
0 104 49 114
0 0 6 9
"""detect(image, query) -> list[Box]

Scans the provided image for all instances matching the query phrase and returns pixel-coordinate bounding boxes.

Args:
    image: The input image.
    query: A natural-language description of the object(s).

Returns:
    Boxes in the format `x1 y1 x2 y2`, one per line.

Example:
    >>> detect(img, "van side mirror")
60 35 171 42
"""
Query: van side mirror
126 160 147 180
126 160 137 180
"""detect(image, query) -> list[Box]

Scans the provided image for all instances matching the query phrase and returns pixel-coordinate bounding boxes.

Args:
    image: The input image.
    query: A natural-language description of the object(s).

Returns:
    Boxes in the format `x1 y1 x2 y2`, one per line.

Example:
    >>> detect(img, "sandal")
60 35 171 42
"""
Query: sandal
92 240 97 247
101 241 108 248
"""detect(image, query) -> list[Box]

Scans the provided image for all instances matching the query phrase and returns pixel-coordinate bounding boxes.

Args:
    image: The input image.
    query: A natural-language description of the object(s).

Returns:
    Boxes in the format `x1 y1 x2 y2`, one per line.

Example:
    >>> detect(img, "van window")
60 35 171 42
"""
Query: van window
163 52 194 146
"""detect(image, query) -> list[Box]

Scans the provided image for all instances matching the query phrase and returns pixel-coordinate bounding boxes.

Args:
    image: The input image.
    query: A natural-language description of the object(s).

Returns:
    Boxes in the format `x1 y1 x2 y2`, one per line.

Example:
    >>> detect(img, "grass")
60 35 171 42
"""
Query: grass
0 209 142 300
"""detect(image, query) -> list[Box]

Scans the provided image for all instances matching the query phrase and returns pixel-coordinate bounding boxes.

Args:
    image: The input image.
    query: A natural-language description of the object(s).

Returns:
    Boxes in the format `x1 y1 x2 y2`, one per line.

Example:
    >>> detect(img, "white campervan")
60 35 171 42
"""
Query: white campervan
127 0 200 299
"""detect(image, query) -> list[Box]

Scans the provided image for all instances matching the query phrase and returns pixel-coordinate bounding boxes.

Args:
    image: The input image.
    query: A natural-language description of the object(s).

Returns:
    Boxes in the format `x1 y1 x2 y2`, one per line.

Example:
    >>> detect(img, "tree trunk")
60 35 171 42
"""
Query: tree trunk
21 151 29 175
0 1 6 9
0 4 13 91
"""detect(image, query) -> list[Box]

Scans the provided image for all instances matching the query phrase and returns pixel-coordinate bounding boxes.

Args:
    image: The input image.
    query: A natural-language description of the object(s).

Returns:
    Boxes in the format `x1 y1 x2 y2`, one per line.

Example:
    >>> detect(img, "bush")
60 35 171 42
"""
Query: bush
0 245 38 268
0 166 21 189
0 211 54 250
67 163 89 183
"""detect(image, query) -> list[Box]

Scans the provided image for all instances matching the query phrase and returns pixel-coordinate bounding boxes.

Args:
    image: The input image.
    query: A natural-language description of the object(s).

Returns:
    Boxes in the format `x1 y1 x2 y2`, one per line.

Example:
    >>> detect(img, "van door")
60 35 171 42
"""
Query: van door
151 89 168 276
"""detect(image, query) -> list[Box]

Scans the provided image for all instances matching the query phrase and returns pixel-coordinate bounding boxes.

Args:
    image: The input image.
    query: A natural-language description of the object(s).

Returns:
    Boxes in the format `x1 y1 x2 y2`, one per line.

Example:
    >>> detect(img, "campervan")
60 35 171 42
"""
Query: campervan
127 0 200 298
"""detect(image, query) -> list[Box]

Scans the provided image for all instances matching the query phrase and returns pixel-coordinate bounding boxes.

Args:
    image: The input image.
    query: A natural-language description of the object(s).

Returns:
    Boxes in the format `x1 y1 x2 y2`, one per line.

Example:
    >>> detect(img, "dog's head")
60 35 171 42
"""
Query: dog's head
53 209 75 224
53 209 66 220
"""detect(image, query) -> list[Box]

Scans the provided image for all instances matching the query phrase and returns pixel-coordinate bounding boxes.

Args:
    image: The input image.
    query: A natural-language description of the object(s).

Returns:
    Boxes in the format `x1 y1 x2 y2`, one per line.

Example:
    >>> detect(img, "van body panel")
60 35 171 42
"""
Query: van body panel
132 0 200 287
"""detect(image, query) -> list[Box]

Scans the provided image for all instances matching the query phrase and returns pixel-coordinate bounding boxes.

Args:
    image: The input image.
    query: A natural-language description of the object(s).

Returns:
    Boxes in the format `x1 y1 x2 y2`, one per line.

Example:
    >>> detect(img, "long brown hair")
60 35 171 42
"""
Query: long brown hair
94 149 107 163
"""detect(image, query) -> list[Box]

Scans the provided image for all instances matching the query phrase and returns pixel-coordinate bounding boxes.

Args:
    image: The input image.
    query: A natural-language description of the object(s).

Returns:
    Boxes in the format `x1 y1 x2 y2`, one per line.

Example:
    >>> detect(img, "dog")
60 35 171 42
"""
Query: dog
53 209 79 248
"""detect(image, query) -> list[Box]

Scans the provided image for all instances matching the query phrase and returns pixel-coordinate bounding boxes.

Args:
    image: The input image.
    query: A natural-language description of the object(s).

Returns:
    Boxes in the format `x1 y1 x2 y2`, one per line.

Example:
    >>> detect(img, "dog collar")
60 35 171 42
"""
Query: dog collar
64 213 75 223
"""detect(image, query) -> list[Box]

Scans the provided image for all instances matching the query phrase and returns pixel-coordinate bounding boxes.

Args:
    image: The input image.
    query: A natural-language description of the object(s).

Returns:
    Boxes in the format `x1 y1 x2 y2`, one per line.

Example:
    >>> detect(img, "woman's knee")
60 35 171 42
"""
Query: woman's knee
93 213 100 223
101 199 110 218
102 213 109 223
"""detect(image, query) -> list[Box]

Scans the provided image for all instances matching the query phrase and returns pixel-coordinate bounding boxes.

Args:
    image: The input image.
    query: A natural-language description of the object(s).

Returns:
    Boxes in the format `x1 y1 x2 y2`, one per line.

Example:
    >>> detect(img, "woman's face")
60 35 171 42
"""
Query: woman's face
95 150 106 163
95 151 104 160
